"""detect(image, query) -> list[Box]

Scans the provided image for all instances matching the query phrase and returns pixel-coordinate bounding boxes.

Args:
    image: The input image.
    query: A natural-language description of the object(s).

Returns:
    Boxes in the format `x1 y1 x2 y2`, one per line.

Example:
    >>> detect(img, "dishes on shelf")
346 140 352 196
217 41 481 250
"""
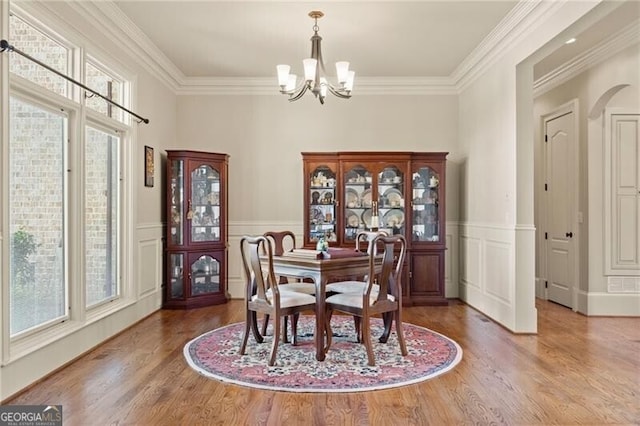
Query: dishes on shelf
383 188 403 208
346 210 360 227
345 188 359 208
361 189 372 207
383 209 405 228
380 169 396 183
361 209 372 228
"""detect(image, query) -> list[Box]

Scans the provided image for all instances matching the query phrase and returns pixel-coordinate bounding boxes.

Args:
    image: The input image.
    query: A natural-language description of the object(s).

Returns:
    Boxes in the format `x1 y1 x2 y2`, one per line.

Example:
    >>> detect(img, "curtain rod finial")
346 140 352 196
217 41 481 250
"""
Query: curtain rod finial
1 39 13 52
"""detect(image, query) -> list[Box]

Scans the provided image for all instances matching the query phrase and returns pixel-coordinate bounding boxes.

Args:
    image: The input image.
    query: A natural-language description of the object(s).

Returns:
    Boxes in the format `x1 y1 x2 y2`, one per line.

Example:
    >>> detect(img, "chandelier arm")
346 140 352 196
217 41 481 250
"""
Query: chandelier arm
280 79 308 96
327 84 352 99
288 82 310 102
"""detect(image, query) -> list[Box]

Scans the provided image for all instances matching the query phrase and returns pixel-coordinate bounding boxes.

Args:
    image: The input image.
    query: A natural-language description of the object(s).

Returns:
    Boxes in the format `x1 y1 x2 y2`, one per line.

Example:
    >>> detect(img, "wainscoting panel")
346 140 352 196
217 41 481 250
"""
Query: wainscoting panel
136 223 164 303
485 239 513 303
460 236 482 290
459 223 517 328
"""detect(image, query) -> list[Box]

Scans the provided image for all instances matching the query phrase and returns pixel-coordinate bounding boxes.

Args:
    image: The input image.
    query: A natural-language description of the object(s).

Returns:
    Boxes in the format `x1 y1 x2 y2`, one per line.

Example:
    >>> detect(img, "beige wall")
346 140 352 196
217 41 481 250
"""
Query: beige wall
175 94 461 298
176 94 459 222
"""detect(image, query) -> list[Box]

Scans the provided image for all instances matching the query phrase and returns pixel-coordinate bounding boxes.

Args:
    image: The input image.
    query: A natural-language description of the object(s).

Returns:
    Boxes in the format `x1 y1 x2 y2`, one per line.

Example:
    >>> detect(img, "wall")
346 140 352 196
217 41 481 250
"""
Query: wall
457 0 608 332
535 42 640 315
175 94 461 298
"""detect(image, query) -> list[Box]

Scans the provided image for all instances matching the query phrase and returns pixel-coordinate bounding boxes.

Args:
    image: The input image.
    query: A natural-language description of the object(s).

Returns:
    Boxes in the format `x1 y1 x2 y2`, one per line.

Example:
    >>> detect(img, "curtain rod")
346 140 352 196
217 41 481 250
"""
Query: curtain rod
1 39 149 124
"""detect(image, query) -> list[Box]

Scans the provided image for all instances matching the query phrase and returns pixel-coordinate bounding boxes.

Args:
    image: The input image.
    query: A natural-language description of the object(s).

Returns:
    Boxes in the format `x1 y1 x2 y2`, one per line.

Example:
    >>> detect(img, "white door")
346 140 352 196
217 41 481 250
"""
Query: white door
545 110 576 308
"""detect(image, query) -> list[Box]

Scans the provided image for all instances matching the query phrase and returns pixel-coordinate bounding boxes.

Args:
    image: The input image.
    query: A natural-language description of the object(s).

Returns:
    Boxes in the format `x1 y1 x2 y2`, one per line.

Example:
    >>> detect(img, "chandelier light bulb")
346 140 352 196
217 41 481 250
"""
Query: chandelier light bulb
345 71 355 92
320 77 328 98
303 58 317 82
286 74 297 92
276 64 291 87
335 61 350 84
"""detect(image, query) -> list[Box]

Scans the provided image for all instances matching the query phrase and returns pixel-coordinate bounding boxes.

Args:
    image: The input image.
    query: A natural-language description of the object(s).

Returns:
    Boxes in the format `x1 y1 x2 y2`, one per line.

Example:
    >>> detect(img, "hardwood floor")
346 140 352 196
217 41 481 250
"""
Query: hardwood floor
6 299 640 425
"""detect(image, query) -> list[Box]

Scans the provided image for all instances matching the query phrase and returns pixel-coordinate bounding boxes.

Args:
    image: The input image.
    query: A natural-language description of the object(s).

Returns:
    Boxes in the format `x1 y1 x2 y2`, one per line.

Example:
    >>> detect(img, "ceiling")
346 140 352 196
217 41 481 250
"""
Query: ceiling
111 1 639 85
113 1 518 79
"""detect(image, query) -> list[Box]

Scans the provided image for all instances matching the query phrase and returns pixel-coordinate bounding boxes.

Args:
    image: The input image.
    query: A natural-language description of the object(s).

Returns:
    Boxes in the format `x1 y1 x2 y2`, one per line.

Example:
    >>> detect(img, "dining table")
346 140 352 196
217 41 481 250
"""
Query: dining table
264 248 382 361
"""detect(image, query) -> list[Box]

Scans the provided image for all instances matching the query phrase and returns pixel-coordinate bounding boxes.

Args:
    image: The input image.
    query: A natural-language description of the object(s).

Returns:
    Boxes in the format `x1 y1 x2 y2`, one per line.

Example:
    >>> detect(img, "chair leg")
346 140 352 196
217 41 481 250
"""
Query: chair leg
261 314 270 336
251 311 264 343
395 311 408 356
361 318 376 366
269 314 281 366
353 316 362 343
282 315 290 344
239 311 252 355
291 313 299 346
379 312 392 343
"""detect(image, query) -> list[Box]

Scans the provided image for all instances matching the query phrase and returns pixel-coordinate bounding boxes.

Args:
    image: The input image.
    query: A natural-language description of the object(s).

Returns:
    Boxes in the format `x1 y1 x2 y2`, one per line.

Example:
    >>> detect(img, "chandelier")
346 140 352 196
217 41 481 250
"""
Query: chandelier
276 11 355 105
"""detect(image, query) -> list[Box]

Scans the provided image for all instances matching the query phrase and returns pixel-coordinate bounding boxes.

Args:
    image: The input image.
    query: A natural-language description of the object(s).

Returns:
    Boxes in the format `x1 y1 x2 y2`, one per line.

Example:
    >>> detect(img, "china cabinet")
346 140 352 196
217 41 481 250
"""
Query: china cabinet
302 151 447 305
164 150 229 309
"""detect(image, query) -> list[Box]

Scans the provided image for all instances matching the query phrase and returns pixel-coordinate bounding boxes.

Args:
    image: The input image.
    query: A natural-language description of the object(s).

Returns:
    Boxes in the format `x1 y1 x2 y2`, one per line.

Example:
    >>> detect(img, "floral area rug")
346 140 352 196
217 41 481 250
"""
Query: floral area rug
184 315 462 393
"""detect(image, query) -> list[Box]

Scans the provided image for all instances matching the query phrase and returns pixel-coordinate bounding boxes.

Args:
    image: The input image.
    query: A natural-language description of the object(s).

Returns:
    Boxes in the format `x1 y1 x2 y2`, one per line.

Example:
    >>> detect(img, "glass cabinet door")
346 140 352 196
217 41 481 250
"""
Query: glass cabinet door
411 166 440 242
377 165 406 236
343 165 373 241
190 254 221 296
169 159 184 245
190 164 221 243
309 165 337 242
169 253 184 299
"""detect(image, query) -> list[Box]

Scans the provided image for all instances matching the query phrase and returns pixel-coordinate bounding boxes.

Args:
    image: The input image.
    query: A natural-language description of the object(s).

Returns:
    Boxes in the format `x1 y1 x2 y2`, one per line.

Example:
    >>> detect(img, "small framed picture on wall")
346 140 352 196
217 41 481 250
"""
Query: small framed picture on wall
145 145 154 187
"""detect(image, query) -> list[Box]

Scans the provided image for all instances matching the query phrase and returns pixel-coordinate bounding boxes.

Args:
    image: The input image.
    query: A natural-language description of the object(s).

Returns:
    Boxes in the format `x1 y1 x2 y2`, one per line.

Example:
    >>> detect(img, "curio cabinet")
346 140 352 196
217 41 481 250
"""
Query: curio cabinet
165 150 229 309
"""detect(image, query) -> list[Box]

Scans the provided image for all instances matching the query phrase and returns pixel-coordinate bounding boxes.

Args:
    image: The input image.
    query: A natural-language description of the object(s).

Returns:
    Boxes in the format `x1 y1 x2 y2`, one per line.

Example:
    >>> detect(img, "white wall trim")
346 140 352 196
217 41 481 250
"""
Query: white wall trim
581 290 640 316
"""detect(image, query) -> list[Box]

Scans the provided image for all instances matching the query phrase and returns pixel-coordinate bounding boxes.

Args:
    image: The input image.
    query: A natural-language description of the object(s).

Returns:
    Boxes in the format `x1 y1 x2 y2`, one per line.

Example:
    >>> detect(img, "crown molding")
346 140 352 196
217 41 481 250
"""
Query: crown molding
175 76 457 96
65 1 184 92
66 1 544 95
533 21 639 97
453 0 565 92
55 0 597 97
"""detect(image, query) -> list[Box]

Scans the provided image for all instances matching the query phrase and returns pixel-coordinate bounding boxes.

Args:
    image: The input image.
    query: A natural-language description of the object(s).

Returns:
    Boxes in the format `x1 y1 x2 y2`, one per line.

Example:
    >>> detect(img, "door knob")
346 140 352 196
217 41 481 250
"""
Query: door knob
565 232 573 238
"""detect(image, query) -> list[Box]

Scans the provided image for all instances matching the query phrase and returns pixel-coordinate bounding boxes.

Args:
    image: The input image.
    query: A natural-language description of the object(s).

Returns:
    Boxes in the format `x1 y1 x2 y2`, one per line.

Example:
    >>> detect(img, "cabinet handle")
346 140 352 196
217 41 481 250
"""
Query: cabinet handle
186 200 194 220
565 232 573 238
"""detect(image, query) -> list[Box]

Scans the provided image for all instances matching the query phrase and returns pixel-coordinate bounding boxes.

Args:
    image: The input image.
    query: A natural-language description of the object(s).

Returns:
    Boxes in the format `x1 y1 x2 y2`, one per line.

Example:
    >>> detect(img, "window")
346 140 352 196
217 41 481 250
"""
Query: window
7 11 131 341
8 13 70 96
85 126 120 307
85 61 124 123
9 96 68 335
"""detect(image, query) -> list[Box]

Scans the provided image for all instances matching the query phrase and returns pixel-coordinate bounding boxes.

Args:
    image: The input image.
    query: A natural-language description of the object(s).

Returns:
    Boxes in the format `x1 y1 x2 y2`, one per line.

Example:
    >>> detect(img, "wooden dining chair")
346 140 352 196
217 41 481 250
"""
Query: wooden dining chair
324 234 408 366
239 235 316 366
261 231 316 341
325 230 389 294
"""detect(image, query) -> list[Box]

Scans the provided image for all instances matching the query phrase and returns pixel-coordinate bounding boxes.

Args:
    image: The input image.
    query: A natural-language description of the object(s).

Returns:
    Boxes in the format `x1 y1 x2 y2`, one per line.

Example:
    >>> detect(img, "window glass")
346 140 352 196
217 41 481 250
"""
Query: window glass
85 126 120 307
9 97 67 335
85 62 124 123
8 14 69 96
